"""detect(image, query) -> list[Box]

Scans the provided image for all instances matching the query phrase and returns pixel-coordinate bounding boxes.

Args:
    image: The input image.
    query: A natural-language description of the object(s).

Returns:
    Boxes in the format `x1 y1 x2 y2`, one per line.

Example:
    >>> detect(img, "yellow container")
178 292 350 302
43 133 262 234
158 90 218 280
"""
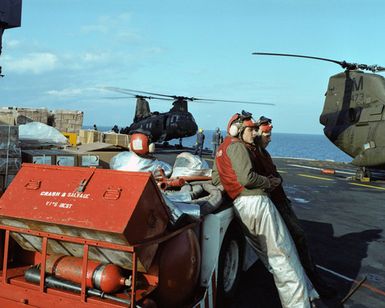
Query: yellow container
62 132 78 147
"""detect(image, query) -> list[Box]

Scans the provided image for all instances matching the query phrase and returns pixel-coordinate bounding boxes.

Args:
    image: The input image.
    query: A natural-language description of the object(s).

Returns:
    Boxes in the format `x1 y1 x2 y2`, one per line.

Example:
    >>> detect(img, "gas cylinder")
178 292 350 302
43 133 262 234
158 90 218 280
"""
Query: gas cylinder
156 229 201 307
45 255 131 293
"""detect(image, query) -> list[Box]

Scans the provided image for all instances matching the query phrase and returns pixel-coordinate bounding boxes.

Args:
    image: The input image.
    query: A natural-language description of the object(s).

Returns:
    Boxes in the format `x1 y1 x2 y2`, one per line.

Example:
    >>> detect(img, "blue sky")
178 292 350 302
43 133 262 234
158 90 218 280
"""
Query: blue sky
1 0 384 134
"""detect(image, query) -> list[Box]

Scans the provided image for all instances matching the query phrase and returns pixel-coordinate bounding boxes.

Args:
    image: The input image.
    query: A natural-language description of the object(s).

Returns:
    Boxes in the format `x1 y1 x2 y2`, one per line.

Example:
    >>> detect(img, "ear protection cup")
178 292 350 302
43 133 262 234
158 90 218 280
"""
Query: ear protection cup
229 123 241 136
148 142 155 153
227 113 241 136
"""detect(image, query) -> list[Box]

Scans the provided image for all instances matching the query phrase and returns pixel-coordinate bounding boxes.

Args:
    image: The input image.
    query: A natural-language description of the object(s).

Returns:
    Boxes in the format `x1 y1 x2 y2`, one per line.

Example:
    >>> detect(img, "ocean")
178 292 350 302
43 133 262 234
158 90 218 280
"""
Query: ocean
90 126 352 163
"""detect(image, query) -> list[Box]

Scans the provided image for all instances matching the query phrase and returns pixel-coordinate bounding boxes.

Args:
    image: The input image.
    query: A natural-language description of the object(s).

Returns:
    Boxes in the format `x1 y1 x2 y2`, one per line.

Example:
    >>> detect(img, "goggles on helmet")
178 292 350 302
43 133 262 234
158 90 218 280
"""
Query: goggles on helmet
242 118 257 128
259 123 273 134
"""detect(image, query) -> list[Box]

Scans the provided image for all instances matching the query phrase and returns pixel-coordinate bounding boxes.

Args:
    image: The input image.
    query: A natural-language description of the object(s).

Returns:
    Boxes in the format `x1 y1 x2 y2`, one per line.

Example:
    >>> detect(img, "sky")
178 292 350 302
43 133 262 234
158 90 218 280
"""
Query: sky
1 0 385 134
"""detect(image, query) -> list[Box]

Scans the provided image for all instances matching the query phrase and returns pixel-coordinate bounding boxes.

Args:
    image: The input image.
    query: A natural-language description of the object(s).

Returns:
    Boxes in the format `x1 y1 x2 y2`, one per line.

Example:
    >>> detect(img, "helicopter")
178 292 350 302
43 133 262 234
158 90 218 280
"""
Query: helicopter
252 52 385 179
0 0 22 77
103 87 274 144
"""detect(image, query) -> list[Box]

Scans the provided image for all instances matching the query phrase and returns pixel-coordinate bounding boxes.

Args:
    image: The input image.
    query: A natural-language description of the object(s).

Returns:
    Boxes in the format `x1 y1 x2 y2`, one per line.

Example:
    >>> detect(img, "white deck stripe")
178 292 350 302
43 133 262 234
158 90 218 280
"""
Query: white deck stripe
316 264 354 282
288 164 355 175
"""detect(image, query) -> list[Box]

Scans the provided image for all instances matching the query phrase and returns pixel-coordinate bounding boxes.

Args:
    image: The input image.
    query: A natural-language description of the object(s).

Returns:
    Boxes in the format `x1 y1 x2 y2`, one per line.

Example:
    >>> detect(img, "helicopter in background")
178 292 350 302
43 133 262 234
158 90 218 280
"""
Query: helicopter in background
253 52 385 179
0 0 22 77
103 87 273 144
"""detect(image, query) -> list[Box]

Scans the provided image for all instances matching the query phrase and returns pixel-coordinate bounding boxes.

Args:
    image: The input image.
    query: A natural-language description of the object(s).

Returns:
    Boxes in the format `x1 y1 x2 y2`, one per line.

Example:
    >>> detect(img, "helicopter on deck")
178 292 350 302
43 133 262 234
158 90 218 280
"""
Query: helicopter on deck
0 0 22 77
103 87 273 144
253 52 385 179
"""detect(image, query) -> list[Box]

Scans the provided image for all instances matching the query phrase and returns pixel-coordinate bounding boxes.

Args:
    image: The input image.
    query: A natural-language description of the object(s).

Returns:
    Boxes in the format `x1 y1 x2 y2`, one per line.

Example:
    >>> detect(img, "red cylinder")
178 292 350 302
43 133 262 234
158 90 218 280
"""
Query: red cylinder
167 178 186 188
45 255 129 293
157 229 201 307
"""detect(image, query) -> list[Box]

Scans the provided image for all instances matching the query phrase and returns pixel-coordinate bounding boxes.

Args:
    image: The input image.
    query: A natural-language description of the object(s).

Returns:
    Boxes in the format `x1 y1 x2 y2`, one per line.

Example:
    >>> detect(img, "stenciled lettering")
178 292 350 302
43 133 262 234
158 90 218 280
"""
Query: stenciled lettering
352 76 363 91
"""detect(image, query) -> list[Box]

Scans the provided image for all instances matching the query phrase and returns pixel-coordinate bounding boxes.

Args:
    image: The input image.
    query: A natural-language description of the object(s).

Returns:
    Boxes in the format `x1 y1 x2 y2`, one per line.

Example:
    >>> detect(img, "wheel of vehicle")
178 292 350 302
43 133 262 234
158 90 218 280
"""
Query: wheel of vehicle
216 223 244 306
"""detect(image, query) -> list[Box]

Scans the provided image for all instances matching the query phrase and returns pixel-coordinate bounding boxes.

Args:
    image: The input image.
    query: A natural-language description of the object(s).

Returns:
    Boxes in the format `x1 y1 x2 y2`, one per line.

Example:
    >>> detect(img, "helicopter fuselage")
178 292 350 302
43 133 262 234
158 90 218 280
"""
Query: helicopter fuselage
129 110 198 142
320 70 385 168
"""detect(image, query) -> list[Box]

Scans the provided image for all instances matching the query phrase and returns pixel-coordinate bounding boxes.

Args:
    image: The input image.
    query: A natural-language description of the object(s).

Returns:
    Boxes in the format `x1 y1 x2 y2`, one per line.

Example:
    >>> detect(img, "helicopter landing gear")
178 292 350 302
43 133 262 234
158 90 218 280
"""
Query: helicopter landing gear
355 167 371 182
175 138 183 149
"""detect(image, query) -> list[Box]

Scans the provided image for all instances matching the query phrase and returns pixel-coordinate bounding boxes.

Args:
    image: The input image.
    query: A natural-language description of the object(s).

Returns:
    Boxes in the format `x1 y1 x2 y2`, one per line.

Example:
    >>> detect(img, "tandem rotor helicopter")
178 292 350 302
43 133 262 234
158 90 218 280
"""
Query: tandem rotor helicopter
103 87 273 144
253 52 385 180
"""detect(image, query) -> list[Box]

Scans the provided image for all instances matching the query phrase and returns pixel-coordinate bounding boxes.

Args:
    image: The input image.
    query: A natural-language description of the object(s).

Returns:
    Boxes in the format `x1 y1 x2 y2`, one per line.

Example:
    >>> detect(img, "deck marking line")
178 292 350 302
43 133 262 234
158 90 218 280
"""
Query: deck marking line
316 265 385 297
349 182 385 191
277 170 287 174
289 164 354 175
297 174 334 181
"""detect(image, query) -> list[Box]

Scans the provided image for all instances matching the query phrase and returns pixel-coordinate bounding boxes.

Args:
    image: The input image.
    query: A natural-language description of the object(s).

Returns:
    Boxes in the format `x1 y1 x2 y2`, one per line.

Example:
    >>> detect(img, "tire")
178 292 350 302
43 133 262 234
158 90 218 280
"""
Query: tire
216 223 244 306
356 168 371 181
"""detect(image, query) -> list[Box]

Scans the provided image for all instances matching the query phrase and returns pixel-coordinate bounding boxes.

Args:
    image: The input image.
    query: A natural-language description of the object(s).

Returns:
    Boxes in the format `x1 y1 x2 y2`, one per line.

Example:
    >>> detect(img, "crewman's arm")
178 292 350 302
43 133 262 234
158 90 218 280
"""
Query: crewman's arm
211 160 221 186
227 142 270 189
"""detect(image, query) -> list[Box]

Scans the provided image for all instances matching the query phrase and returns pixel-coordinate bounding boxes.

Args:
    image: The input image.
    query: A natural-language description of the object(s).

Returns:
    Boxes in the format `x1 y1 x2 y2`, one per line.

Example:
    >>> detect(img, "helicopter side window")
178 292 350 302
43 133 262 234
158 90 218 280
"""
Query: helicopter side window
349 108 356 122
349 107 362 123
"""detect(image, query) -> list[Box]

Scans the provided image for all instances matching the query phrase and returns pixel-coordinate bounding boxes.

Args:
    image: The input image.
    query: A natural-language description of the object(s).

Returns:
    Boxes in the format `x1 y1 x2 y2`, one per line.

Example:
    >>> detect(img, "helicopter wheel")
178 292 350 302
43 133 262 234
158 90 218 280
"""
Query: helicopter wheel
355 167 371 181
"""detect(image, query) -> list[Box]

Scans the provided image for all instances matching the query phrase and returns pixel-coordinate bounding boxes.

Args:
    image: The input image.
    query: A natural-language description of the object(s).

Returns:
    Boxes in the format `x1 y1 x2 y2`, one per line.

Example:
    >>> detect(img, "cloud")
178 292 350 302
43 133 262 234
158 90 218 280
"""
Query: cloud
4 39 21 49
82 52 108 62
6 52 59 74
81 24 109 34
46 87 91 97
80 12 139 43
81 13 132 35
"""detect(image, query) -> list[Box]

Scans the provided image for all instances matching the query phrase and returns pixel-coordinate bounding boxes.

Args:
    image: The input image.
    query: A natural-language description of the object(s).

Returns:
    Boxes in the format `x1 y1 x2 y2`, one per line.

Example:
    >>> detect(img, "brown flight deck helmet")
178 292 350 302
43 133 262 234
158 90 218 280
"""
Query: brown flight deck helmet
256 116 273 136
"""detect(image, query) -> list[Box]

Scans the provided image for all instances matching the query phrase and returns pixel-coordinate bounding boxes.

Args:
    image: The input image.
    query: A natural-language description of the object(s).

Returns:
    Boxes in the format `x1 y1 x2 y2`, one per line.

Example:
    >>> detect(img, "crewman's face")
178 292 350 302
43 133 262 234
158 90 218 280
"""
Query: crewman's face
242 126 258 144
260 133 271 148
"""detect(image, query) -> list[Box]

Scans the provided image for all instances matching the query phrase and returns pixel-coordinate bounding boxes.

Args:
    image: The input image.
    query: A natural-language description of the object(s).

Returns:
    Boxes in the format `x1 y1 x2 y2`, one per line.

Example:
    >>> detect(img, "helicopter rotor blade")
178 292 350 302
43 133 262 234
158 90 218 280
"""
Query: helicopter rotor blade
252 52 385 72
101 96 170 101
103 87 178 99
101 96 137 99
101 87 172 100
191 97 275 106
102 87 274 105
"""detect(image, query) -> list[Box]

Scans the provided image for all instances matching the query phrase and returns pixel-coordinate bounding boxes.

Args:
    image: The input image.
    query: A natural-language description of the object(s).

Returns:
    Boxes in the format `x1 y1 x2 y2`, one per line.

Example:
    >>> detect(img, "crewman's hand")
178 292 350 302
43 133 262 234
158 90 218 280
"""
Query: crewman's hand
267 175 281 191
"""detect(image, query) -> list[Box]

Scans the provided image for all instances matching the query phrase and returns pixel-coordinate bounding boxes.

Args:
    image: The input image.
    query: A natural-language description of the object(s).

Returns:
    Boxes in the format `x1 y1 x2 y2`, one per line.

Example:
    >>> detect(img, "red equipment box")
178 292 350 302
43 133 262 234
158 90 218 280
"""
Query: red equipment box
0 163 170 272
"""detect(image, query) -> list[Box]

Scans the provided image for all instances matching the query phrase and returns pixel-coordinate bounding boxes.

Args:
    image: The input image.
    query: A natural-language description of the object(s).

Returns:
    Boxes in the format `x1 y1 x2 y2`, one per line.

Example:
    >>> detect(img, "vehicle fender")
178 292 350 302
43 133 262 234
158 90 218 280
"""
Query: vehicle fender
200 207 234 287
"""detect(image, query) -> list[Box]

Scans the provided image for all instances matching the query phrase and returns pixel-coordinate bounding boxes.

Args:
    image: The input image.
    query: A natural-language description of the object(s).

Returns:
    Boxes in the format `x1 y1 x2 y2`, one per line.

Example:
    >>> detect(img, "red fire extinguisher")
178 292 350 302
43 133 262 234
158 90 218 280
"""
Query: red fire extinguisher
45 255 131 293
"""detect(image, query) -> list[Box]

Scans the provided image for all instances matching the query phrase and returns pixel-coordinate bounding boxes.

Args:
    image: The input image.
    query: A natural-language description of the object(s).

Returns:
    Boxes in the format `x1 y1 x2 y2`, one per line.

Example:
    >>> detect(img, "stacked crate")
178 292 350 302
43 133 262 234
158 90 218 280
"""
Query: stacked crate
49 110 84 133
0 108 84 134
0 108 17 125
16 107 49 125
103 132 129 147
78 129 103 144
0 125 21 192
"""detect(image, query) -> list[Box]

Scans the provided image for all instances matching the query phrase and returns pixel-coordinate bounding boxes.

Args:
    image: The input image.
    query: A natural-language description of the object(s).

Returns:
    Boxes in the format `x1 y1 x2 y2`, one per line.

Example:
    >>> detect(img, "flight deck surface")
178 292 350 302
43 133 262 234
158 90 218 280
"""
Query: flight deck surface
156 151 385 308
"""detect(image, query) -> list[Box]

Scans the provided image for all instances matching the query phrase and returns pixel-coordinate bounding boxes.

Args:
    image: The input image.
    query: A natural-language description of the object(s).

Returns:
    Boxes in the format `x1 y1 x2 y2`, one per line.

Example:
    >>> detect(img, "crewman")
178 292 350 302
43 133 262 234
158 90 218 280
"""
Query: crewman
212 111 319 308
211 127 223 158
253 116 337 300
110 131 172 176
111 124 119 133
193 128 205 157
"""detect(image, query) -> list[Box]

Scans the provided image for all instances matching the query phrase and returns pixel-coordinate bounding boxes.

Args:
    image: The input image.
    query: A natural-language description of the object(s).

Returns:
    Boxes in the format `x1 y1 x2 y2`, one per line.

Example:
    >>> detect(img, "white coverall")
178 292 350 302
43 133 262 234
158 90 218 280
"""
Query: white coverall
233 194 319 308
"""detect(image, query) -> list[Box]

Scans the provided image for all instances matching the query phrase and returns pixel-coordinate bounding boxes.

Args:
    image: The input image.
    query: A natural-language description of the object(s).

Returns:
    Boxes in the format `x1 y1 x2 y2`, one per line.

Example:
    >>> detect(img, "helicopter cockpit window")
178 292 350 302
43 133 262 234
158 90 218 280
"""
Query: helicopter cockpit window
171 115 179 123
